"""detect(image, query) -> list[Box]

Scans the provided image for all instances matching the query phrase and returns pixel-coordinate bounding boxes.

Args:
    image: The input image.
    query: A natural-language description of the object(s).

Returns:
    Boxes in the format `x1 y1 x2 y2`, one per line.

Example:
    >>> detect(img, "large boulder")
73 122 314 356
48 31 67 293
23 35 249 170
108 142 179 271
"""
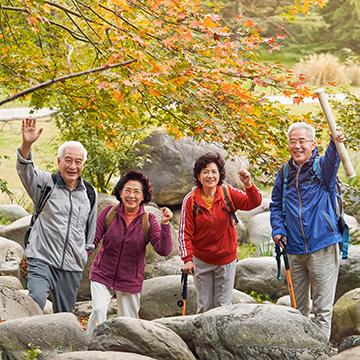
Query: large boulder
235 256 288 299
144 256 183 279
332 288 360 344
0 204 29 222
139 274 255 320
0 237 24 278
0 313 89 360
128 130 248 206
53 352 157 360
246 211 273 254
0 216 30 246
156 303 330 360
0 276 23 290
331 346 360 360
336 245 360 301
0 286 42 320
89 317 196 360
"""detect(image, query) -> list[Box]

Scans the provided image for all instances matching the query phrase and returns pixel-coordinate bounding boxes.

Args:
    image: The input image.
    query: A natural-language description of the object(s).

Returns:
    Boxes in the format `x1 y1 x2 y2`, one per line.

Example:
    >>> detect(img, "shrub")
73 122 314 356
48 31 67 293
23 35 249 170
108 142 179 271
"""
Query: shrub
345 61 360 86
294 53 349 86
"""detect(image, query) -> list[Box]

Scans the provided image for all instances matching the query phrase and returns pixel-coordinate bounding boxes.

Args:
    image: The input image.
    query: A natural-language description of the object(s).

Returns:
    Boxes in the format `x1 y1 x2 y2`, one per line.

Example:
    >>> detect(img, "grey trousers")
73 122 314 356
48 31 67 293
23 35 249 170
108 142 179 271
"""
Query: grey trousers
193 256 237 313
288 244 339 340
27 258 83 313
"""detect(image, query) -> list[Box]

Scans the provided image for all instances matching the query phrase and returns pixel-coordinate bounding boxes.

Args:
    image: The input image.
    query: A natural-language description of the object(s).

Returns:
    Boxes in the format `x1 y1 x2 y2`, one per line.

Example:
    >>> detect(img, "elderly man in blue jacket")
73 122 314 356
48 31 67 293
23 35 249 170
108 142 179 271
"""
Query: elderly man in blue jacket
270 121 345 341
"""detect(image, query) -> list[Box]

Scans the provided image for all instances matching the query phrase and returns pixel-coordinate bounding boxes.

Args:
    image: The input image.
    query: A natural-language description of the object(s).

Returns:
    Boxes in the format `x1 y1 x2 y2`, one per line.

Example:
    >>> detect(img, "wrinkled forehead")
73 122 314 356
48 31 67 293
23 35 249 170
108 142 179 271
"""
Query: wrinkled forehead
61 146 85 160
289 128 312 140
123 180 143 190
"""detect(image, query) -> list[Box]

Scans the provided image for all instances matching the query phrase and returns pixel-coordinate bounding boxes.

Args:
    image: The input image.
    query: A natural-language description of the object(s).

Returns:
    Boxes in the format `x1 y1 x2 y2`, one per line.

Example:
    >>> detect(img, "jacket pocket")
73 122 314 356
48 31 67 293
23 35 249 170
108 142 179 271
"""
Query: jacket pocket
322 210 336 234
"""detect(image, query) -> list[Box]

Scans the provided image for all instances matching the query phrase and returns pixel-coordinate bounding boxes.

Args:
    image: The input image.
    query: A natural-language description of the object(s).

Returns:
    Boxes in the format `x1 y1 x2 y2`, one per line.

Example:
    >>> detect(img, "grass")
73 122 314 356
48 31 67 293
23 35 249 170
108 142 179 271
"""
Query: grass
0 118 59 206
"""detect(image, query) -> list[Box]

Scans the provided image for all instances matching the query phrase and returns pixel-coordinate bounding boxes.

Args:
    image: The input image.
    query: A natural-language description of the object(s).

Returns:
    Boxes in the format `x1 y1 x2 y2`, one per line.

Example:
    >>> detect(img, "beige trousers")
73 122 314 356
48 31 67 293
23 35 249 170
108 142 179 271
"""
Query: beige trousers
288 243 339 340
87 281 140 336
193 256 237 313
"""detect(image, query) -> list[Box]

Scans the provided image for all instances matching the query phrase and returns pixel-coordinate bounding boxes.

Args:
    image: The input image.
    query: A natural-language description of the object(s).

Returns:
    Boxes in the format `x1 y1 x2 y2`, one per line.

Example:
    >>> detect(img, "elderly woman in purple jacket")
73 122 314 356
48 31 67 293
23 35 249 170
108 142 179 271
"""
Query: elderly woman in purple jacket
87 170 173 336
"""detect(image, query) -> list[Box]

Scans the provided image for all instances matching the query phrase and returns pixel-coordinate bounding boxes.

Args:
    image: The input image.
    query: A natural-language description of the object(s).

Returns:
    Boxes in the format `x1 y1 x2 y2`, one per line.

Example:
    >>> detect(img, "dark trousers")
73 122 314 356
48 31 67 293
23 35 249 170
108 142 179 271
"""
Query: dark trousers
27 258 83 313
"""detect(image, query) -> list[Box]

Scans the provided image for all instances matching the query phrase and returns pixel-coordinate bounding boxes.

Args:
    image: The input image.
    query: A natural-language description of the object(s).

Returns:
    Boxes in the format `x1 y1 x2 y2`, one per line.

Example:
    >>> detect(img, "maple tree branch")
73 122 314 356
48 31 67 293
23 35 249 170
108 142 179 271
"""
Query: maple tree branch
65 13 103 54
44 1 94 22
70 0 100 39
0 59 136 106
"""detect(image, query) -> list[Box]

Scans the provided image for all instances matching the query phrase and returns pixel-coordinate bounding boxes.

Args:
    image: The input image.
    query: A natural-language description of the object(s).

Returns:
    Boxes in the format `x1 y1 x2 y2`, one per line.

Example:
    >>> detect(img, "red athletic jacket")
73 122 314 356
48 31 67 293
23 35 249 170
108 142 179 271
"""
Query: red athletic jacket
178 184 262 265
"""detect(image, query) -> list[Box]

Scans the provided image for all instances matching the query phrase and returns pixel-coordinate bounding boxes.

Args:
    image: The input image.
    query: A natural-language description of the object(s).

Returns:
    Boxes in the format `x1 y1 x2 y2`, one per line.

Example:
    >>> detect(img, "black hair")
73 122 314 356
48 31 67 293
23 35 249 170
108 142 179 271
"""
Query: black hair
193 152 225 188
112 170 152 204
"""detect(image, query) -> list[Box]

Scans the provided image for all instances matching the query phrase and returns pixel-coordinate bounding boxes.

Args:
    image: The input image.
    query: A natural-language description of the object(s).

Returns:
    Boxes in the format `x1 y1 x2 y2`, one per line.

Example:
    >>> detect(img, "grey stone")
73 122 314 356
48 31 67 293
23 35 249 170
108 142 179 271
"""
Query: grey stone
156 303 329 360
0 216 30 247
0 204 29 222
0 286 42 320
0 276 23 290
332 288 360 344
235 257 288 299
53 351 157 360
89 317 196 360
127 130 248 206
0 313 89 360
331 346 360 360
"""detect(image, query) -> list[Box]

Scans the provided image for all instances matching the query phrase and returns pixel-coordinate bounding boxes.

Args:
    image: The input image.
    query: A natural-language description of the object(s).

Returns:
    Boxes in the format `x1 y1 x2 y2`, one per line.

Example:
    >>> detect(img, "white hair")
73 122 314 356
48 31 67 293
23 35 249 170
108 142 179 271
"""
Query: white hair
288 122 315 141
57 141 88 162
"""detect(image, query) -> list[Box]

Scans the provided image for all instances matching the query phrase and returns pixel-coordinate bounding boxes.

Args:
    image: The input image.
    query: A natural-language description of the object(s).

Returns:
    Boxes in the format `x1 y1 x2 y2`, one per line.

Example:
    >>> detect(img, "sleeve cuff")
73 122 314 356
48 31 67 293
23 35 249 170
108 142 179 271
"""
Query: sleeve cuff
17 148 33 164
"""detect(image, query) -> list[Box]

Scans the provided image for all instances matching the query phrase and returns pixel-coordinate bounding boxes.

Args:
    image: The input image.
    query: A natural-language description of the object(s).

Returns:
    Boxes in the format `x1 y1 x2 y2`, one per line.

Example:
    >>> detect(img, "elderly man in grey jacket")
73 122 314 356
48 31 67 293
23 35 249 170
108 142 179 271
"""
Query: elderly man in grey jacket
17 118 97 313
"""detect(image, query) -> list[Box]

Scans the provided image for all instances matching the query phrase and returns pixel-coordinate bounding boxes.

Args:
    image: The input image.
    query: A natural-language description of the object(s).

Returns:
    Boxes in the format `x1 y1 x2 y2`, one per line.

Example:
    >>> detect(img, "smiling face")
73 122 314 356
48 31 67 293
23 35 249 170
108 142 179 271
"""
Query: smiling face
57 146 85 189
198 162 220 191
120 180 144 213
288 128 315 166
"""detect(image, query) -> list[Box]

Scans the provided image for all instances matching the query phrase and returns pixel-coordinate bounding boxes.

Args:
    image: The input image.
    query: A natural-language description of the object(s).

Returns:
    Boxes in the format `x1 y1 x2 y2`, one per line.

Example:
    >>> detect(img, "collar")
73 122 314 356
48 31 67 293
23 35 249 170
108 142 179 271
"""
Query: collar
55 171 85 191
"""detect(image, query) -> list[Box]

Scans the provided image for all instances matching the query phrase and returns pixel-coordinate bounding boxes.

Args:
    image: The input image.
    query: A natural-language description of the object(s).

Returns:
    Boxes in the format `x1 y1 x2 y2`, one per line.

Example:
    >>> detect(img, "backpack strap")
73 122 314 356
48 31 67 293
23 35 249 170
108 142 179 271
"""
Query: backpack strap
25 175 57 248
84 180 96 210
105 203 120 228
281 163 289 216
221 185 239 224
191 187 199 220
142 211 150 243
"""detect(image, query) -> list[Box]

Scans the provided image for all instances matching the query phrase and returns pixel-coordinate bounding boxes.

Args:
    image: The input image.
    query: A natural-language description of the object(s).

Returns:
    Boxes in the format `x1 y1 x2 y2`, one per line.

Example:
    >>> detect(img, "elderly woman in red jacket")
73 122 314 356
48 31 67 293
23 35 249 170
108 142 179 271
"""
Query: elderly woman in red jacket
178 152 261 313
87 170 173 336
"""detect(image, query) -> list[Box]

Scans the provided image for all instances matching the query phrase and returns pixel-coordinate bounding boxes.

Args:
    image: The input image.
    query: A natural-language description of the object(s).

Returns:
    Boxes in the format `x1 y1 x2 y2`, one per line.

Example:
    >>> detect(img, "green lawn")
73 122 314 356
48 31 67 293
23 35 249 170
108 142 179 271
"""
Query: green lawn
0 118 59 208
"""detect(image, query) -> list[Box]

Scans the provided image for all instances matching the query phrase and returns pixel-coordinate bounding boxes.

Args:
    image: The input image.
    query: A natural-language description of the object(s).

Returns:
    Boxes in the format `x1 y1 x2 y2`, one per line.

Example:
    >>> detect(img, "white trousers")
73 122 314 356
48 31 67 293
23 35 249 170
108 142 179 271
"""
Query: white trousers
87 281 140 336
288 244 339 341
193 256 237 313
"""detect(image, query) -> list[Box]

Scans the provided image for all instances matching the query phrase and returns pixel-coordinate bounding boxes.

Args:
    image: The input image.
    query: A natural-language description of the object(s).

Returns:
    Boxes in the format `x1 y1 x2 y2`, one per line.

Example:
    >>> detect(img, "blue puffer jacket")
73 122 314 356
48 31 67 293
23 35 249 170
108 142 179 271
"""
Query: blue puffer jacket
270 141 342 255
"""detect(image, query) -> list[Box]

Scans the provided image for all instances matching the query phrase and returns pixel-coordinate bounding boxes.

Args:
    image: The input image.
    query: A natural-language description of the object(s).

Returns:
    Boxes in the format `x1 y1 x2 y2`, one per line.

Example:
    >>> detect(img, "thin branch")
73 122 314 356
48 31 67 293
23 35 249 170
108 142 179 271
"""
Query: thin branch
64 12 104 54
70 0 100 39
0 59 136 106
44 1 94 22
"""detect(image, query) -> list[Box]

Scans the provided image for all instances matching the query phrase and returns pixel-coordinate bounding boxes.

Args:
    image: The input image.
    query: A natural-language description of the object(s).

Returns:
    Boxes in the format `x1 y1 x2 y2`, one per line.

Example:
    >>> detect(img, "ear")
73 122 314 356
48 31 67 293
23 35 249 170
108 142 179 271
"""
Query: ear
57 157 61 166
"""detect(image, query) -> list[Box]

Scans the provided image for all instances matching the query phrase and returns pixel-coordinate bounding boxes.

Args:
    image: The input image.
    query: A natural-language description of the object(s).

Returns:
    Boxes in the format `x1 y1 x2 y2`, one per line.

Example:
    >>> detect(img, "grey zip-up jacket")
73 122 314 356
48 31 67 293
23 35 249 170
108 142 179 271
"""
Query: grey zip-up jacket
17 149 97 272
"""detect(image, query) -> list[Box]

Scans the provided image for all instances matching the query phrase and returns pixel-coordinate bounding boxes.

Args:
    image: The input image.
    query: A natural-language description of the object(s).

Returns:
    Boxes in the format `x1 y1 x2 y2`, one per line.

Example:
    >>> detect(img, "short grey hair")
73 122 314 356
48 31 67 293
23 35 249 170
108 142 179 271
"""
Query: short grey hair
57 141 88 162
288 122 315 141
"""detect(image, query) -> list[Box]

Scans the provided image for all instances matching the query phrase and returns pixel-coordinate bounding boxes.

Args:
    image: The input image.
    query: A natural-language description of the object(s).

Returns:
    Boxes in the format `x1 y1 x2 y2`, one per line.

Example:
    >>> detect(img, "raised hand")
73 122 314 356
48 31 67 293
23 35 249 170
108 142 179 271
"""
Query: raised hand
20 118 43 159
238 169 253 188
161 207 173 224
22 118 43 145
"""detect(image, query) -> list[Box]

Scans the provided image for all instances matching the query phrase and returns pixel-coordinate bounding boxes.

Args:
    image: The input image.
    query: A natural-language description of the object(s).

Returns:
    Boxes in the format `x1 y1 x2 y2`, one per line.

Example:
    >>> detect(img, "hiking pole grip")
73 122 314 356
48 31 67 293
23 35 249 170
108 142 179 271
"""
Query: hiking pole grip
315 88 356 178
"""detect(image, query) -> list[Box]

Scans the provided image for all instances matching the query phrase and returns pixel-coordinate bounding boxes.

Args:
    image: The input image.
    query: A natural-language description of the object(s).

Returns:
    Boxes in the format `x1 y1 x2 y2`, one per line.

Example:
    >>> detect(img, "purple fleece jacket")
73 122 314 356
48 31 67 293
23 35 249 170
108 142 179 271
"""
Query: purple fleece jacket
89 203 172 293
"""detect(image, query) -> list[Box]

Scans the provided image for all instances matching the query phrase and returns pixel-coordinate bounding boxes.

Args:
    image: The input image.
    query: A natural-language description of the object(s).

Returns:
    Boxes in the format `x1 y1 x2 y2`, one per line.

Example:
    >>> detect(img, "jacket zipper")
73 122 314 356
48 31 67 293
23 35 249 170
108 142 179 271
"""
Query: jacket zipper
111 217 127 289
60 191 73 269
295 166 309 253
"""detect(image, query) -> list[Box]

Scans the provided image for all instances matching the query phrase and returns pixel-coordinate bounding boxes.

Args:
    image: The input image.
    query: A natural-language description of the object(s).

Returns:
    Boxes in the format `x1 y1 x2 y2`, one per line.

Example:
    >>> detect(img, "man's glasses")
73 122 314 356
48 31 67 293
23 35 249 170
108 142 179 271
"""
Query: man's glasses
289 139 313 147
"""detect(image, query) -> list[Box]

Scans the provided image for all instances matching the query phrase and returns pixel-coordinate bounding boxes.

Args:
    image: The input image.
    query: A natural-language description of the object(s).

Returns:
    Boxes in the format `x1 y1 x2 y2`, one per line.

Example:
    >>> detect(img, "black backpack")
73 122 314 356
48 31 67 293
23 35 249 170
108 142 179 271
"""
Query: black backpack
24 173 96 247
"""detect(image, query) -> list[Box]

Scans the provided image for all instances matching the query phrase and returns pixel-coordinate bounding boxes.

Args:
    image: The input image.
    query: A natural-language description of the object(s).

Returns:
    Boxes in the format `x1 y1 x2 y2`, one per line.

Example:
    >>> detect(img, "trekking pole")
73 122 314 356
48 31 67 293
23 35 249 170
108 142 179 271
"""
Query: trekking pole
177 272 188 316
278 237 297 309
315 88 356 178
